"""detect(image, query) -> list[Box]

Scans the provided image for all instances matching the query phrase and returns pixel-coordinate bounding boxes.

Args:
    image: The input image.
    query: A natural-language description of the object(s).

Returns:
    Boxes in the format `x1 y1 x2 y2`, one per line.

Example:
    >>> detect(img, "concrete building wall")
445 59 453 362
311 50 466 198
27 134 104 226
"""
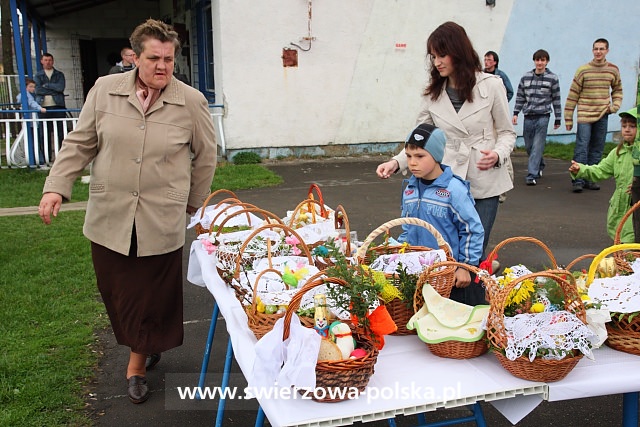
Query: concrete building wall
214 0 640 157
36 0 640 157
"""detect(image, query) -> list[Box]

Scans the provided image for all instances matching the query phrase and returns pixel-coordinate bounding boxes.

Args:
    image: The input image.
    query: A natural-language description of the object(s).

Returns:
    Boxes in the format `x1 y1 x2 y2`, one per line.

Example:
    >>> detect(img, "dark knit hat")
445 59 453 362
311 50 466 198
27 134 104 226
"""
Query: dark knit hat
405 123 447 163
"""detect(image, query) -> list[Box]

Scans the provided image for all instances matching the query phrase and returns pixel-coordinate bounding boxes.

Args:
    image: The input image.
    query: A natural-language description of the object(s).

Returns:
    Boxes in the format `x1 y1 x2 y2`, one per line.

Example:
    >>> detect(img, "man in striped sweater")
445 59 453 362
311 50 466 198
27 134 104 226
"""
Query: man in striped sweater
564 38 623 193
513 49 562 186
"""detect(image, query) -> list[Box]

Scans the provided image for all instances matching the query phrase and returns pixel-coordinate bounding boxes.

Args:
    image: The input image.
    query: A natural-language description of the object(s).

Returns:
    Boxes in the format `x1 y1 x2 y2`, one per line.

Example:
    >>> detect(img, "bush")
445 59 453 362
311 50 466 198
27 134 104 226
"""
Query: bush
232 151 262 165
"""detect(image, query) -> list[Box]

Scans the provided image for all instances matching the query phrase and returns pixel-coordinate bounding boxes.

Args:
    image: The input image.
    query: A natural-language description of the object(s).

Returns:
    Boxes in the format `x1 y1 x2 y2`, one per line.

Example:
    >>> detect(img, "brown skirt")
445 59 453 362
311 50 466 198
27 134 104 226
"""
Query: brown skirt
91 231 184 354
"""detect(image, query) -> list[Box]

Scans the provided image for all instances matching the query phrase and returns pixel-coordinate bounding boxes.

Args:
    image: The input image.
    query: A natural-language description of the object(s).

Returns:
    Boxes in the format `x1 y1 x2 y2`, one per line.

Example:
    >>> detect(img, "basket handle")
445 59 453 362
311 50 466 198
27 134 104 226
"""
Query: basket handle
307 183 325 208
210 200 258 230
234 223 314 278
486 236 557 268
587 243 640 284
212 207 284 237
287 198 329 228
250 267 286 313
282 276 349 341
355 217 451 261
199 189 239 220
334 204 352 255
564 254 596 272
486 269 585 350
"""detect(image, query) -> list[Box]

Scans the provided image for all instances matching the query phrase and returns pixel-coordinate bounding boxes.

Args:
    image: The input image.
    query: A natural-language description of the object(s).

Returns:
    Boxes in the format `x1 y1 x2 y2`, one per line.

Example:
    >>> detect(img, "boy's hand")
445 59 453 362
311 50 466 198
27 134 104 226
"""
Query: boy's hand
453 268 471 288
568 160 581 173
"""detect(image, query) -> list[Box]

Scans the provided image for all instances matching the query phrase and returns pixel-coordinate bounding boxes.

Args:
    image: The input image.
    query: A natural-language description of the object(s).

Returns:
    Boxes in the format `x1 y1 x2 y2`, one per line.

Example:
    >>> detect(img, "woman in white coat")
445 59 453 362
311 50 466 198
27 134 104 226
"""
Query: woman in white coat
377 21 516 304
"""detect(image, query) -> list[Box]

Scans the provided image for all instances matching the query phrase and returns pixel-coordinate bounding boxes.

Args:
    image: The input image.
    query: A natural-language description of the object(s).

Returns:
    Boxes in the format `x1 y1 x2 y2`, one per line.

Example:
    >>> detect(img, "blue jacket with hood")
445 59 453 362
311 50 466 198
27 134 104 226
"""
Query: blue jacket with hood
398 165 484 265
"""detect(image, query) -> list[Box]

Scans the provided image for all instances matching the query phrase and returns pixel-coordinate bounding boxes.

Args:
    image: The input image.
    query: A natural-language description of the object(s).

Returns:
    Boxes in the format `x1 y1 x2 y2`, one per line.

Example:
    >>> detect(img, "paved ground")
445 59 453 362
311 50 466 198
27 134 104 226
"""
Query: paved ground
66 152 634 426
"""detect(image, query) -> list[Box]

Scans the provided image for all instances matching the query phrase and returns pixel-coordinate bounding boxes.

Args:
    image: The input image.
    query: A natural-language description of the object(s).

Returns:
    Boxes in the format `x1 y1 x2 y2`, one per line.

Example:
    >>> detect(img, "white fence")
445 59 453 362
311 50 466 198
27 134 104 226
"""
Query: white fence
1 112 78 168
0 108 225 168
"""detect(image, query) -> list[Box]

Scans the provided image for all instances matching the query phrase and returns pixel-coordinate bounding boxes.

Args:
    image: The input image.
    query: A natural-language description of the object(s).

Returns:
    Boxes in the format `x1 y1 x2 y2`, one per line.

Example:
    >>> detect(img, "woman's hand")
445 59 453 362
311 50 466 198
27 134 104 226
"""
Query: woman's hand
39 192 63 225
453 267 471 288
376 159 399 179
476 150 499 170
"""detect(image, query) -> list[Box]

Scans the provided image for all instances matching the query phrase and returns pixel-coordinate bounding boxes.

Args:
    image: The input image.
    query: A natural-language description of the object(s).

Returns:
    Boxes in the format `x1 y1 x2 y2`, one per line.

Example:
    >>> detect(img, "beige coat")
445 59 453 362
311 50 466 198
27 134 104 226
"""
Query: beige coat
43 71 217 256
395 72 516 199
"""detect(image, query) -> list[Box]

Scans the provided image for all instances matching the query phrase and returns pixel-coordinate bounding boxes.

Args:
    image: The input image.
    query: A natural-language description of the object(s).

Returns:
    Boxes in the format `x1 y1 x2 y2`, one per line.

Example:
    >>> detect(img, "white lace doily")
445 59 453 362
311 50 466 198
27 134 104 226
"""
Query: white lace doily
188 203 264 230
502 311 596 362
369 250 447 275
492 264 532 284
588 273 640 313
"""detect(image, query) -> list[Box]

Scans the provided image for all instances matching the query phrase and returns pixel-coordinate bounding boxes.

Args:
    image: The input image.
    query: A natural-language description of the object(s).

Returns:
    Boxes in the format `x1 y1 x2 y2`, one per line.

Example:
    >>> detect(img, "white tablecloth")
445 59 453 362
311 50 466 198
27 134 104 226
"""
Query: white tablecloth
187 240 640 427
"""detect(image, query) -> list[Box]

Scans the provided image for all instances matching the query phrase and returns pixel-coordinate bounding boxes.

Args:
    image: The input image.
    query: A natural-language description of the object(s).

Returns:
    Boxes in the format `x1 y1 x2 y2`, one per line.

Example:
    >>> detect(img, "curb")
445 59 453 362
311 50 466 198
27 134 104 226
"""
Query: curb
0 201 87 217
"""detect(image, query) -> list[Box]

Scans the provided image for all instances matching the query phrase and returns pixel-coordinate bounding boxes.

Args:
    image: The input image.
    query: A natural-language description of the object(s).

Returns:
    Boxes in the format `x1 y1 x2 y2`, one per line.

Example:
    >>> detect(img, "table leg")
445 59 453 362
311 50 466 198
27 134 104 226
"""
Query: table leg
255 406 265 427
622 391 639 427
196 302 220 400
215 337 234 427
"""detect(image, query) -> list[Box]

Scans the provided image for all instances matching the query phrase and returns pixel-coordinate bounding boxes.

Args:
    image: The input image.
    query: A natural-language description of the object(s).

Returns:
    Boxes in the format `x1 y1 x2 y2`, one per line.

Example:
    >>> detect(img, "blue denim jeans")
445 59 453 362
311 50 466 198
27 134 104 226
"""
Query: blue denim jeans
474 196 500 258
572 115 609 184
523 114 550 179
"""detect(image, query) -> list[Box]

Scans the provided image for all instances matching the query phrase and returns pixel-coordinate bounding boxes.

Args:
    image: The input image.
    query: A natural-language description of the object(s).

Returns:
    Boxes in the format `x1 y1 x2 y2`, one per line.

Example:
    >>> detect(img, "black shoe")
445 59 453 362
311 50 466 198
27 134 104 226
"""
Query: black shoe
585 182 600 190
526 177 536 186
572 182 583 193
145 353 161 370
127 375 149 404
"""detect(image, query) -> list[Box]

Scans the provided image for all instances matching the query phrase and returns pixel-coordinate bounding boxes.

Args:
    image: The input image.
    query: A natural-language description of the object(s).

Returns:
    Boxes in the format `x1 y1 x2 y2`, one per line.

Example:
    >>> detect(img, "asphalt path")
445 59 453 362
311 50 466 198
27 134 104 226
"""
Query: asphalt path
89 152 630 426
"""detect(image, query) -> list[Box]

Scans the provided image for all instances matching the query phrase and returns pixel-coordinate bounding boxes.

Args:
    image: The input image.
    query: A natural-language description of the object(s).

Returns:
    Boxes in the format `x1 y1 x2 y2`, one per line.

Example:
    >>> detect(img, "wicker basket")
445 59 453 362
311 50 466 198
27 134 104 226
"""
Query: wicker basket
355 217 456 336
586 244 640 356
414 260 492 359
485 236 558 302
225 223 313 304
313 204 352 270
194 189 240 235
246 268 289 339
613 200 640 273
485 269 586 382
282 276 379 402
211 207 285 288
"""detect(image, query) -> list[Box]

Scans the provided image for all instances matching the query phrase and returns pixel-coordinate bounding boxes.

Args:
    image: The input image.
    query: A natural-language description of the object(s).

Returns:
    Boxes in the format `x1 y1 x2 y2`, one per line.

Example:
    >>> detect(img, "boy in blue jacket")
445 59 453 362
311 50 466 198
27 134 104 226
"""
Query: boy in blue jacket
398 123 484 304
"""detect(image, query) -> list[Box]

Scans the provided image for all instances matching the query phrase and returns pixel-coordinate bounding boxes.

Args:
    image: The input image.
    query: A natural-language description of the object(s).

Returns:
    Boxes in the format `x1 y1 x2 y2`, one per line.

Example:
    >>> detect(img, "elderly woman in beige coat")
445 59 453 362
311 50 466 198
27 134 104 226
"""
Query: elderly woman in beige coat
38 19 216 404
377 22 515 305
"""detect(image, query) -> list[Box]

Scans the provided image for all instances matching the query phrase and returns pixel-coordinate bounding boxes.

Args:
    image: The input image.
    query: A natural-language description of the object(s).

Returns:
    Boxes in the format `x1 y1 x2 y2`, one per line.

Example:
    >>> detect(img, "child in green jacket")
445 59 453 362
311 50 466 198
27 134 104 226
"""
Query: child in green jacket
569 107 638 243
631 74 640 242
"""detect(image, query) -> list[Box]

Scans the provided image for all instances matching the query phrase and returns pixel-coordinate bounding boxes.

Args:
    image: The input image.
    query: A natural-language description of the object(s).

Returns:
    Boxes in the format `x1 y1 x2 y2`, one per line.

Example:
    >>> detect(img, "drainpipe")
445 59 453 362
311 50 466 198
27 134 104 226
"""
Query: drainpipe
209 104 226 158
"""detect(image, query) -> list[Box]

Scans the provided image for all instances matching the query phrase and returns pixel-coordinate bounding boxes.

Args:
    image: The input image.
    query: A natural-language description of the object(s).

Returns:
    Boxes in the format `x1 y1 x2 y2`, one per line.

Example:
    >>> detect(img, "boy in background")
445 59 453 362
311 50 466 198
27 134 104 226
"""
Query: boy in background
398 123 484 304
564 38 623 193
631 74 640 242
16 78 46 113
513 49 562 186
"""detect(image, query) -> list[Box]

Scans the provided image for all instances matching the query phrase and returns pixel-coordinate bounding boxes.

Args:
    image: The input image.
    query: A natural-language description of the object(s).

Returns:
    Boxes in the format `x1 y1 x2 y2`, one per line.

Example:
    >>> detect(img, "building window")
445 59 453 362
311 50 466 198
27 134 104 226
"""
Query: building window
197 0 215 102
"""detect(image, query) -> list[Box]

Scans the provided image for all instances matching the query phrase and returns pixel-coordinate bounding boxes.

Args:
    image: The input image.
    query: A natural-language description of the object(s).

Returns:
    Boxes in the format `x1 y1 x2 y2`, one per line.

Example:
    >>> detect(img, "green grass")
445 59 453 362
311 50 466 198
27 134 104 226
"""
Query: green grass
0 212 106 426
212 163 282 190
516 141 618 161
0 163 282 208
0 161 282 425
0 168 90 208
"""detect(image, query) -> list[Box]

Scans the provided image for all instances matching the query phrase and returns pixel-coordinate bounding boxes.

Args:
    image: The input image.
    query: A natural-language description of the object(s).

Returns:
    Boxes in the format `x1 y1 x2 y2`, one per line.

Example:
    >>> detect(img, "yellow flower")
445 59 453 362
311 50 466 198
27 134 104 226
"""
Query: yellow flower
580 294 591 301
530 302 545 313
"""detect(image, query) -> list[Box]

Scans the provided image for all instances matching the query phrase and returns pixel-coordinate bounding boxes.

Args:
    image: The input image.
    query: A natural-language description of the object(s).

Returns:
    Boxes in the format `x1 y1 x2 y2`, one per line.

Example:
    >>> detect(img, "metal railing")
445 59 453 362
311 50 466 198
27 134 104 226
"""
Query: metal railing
0 104 225 168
